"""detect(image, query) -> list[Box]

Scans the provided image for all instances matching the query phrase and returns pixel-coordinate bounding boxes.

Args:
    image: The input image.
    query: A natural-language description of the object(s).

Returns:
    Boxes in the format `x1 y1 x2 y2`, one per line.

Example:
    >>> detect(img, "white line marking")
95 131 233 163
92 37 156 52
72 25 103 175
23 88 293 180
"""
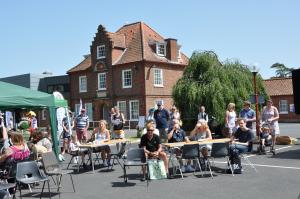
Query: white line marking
213 161 300 170
243 146 292 158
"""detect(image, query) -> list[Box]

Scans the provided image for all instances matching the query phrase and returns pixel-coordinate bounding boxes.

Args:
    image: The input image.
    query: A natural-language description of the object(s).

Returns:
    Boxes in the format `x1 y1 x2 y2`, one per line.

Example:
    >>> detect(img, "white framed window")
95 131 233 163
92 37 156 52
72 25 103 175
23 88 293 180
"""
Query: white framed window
75 104 81 116
85 103 93 121
154 68 163 87
156 42 166 56
98 73 106 90
129 100 139 121
279 100 288 114
117 101 127 119
122 69 132 88
154 99 164 109
79 76 87 93
97 45 105 59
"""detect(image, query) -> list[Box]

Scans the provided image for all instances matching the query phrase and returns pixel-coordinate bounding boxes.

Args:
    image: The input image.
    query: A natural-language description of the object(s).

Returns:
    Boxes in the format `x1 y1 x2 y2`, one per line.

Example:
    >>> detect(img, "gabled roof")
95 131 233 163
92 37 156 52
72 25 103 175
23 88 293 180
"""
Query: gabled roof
67 55 91 73
263 78 293 96
114 22 188 65
68 22 189 73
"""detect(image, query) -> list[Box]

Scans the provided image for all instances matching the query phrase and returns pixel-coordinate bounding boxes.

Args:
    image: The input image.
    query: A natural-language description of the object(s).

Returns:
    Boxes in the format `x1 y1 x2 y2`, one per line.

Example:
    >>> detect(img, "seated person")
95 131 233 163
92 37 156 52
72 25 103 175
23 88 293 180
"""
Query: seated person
140 125 169 180
69 134 89 169
90 120 111 167
167 120 191 172
0 131 30 165
142 120 159 136
229 118 254 174
36 131 52 152
259 123 272 154
189 120 213 158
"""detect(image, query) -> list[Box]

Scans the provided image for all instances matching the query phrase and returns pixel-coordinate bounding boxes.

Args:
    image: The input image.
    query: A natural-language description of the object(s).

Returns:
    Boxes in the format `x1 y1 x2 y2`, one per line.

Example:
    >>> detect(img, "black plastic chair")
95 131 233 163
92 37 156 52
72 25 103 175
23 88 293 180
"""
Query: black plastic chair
208 142 234 177
108 142 127 170
67 150 82 172
123 148 148 184
15 161 51 199
41 152 75 193
181 144 203 176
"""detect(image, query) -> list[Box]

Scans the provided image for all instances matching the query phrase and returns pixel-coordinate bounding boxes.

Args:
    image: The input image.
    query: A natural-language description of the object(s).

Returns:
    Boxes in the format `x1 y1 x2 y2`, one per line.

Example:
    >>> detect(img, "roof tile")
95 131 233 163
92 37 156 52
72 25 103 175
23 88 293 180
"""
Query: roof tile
263 78 293 96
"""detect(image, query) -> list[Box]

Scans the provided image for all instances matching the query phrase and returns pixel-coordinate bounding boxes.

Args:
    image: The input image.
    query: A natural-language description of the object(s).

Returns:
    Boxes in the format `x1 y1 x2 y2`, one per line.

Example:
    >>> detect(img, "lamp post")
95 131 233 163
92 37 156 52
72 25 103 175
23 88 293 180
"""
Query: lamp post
251 65 260 137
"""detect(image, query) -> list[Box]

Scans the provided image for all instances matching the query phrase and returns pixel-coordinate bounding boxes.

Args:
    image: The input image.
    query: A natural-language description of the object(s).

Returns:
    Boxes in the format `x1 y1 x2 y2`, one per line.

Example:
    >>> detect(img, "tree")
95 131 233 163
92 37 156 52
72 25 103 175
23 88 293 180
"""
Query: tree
172 51 267 130
270 63 293 77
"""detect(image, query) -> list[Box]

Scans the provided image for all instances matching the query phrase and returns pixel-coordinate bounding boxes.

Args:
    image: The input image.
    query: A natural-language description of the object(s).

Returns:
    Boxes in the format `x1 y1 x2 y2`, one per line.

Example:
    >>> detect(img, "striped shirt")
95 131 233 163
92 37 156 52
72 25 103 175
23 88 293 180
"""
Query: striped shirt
75 115 89 129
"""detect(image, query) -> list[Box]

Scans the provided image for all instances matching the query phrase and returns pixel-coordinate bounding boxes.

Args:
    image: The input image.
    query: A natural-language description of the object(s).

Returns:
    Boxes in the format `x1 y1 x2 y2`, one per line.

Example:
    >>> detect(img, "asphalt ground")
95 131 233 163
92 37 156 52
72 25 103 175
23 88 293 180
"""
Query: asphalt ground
16 123 300 199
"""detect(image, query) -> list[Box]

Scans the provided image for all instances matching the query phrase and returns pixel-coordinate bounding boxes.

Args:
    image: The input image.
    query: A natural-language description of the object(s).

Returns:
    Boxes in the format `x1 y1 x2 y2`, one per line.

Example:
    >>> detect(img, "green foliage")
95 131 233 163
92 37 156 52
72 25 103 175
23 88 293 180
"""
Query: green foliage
173 51 267 130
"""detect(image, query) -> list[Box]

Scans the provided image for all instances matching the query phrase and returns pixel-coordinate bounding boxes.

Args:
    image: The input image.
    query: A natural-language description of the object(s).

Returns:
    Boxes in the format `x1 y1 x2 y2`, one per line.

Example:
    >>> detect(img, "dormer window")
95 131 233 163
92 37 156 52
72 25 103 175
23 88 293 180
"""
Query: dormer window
156 42 166 56
97 45 105 59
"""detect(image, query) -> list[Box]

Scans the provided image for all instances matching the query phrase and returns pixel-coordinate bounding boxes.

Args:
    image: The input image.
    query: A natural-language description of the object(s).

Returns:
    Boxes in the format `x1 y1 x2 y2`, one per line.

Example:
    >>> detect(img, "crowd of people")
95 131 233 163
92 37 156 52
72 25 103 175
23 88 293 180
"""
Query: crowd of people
0 99 280 181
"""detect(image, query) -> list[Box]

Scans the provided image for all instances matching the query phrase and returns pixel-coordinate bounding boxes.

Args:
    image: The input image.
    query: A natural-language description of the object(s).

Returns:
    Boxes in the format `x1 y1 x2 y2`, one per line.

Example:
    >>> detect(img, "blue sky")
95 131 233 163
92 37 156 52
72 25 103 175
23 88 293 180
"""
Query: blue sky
0 0 299 79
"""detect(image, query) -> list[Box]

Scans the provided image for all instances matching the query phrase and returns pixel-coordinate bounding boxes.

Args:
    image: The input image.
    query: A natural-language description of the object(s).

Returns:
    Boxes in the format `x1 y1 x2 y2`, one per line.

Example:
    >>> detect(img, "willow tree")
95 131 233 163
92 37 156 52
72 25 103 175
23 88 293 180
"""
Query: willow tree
172 51 267 130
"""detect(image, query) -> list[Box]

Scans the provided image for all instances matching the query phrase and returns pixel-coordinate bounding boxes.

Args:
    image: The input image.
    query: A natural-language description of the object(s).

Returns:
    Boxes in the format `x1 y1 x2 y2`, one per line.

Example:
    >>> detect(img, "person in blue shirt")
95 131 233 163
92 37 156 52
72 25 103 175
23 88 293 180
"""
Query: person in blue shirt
154 102 169 143
239 101 256 129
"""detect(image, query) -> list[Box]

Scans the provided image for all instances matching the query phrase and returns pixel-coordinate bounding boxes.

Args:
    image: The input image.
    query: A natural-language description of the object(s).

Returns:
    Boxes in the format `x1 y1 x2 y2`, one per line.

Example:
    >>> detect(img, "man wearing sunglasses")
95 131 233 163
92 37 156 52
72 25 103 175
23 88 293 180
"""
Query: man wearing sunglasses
140 123 169 180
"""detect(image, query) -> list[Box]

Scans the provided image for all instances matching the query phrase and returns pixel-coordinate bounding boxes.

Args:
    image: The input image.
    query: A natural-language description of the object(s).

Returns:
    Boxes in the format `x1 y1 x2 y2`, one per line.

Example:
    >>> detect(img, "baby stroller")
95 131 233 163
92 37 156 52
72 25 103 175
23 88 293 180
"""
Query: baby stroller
257 122 275 155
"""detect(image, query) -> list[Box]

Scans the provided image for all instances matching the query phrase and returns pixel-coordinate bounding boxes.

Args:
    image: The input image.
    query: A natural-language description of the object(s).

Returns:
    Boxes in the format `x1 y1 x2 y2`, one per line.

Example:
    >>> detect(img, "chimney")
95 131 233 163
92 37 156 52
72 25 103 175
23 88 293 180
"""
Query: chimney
165 38 178 62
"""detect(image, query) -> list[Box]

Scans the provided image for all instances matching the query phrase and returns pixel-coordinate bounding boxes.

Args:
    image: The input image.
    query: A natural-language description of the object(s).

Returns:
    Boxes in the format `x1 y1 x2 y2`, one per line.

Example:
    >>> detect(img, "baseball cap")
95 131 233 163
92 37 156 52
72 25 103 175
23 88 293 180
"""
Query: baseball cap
157 102 162 106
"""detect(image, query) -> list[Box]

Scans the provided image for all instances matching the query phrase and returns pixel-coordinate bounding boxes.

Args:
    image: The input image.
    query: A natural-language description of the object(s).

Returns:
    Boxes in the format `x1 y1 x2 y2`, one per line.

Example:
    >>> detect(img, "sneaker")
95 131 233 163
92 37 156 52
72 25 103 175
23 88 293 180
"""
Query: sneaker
186 165 195 172
103 162 108 167
180 166 186 173
140 176 146 181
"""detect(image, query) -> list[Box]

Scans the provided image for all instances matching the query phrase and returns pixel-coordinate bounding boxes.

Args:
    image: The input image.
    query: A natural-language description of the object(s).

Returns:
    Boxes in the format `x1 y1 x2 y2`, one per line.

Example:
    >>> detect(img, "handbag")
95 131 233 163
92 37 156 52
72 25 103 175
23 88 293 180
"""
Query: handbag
148 159 167 180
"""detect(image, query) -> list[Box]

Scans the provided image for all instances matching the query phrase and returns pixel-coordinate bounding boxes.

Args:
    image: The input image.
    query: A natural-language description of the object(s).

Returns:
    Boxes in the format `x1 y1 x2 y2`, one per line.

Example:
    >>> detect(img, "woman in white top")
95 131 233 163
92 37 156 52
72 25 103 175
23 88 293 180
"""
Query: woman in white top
225 103 237 136
190 120 212 157
261 100 280 151
92 120 111 167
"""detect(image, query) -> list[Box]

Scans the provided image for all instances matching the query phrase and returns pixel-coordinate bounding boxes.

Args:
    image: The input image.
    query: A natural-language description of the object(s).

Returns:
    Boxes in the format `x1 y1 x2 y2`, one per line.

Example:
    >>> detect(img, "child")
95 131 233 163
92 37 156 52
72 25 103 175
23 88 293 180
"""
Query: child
69 134 88 169
259 123 272 154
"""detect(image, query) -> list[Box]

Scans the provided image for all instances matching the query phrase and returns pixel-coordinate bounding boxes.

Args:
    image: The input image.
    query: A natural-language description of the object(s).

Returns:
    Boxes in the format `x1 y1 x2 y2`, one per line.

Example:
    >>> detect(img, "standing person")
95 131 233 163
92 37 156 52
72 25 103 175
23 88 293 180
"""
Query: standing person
197 105 208 122
75 109 89 143
154 102 169 143
111 106 125 139
61 111 74 155
261 100 280 153
229 118 254 174
239 101 256 129
225 103 237 136
169 105 181 129
146 108 155 123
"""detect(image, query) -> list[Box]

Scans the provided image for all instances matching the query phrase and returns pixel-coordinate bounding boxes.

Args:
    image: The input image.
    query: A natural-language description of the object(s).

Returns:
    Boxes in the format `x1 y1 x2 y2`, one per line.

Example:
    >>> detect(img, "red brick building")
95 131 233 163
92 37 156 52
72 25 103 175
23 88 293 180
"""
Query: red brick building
67 22 188 124
264 78 300 122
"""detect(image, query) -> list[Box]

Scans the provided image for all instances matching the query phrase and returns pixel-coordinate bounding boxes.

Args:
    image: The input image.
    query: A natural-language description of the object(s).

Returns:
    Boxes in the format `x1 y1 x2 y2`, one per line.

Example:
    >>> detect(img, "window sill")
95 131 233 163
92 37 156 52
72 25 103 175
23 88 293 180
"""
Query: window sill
154 85 164 88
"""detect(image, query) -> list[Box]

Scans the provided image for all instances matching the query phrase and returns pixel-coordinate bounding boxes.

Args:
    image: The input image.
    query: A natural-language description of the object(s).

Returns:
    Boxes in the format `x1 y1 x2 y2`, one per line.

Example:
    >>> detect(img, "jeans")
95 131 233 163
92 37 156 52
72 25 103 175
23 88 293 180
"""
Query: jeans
230 144 249 154
229 144 249 168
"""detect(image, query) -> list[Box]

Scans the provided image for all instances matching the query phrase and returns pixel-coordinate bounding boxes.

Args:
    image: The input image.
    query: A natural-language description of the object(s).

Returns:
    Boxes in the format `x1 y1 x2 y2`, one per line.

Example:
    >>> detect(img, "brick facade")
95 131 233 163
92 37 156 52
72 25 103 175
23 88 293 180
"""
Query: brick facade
67 22 188 123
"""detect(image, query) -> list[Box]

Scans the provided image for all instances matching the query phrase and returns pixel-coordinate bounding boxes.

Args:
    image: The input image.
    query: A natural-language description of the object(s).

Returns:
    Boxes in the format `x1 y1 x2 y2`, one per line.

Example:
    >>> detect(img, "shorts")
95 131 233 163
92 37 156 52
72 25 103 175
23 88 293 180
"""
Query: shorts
76 128 87 141
63 132 71 140
114 130 125 139
260 132 270 139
